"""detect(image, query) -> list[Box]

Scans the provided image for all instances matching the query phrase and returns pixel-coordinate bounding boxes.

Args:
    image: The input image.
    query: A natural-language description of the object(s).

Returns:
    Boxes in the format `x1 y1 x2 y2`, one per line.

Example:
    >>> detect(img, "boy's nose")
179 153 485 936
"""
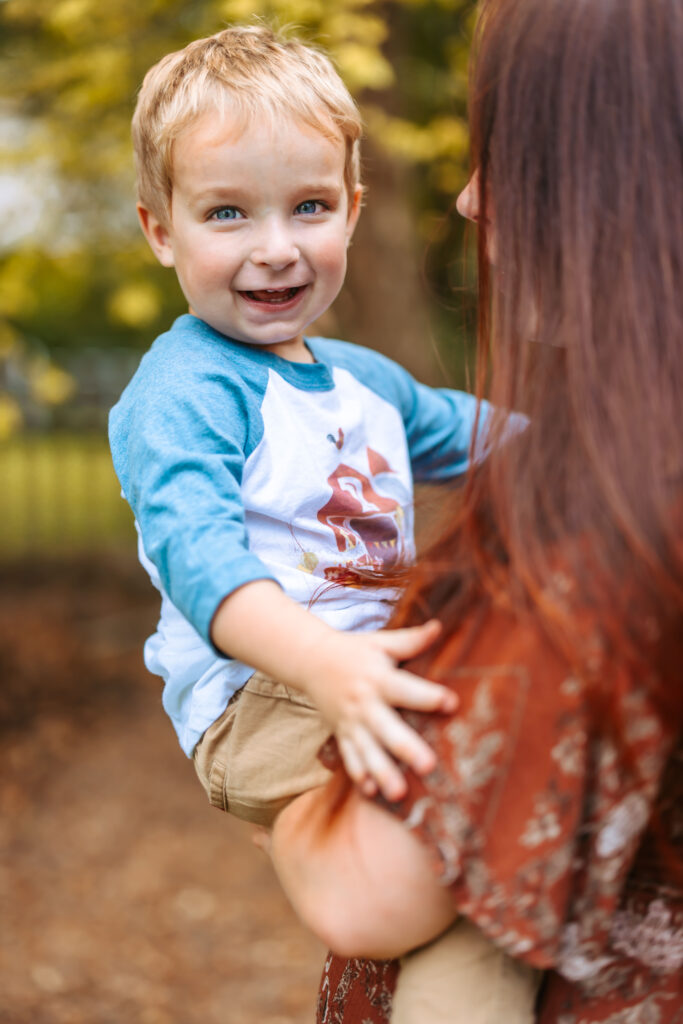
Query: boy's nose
250 222 300 270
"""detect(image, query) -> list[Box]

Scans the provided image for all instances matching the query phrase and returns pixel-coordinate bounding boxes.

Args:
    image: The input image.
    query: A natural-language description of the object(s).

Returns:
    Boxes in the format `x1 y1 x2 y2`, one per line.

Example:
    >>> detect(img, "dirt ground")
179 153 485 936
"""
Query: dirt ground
0 557 325 1024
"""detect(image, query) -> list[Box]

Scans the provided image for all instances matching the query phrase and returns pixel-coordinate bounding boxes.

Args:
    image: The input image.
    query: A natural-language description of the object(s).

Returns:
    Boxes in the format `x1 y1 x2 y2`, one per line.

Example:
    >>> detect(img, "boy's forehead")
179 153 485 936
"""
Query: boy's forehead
171 103 347 180
172 104 348 196
176 95 344 151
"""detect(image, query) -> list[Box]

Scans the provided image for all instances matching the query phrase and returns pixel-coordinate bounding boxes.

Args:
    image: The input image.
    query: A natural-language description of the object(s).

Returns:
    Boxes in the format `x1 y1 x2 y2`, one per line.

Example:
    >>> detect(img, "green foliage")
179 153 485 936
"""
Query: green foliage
0 0 475 375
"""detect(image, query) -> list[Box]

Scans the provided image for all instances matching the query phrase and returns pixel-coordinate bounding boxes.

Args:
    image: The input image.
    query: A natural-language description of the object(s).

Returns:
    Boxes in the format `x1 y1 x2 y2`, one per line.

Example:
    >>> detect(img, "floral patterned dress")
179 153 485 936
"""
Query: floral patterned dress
316 602 683 1023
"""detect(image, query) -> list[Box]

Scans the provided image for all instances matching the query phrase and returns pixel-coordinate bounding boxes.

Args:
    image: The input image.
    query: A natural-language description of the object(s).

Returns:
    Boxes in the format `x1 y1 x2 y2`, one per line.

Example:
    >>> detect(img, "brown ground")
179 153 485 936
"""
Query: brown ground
0 558 325 1024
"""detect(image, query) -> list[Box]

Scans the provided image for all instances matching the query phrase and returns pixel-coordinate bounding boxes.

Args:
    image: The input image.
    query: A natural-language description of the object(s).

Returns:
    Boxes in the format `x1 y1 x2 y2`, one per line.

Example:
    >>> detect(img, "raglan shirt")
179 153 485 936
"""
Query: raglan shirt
109 314 487 756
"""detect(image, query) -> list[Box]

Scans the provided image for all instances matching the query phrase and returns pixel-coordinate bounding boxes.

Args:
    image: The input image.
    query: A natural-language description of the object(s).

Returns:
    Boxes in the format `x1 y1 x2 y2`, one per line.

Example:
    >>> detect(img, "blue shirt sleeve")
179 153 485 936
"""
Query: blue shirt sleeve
109 328 278 649
401 376 488 482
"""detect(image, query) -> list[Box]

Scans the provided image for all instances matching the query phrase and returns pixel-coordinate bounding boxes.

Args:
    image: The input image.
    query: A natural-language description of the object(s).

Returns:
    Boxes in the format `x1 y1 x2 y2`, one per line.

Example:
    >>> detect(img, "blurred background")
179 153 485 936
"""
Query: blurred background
0 1 476 1020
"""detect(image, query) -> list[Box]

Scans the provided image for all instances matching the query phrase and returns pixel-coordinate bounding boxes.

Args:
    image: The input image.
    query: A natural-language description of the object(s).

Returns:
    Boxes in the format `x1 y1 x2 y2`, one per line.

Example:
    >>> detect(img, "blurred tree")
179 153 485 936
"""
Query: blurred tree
0 0 476 392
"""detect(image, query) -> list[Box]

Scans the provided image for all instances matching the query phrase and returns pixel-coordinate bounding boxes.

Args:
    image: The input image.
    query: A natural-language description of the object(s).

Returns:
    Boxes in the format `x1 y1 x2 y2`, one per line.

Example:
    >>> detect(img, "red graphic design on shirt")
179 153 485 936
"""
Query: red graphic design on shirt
316 447 407 581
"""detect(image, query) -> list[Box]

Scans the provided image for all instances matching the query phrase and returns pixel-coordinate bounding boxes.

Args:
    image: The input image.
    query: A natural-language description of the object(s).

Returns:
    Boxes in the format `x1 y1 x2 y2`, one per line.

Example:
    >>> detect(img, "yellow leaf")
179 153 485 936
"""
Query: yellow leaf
108 281 162 328
325 12 388 47
0 257 38 318
216 0 323 21
367 109 468 163
215 0 271 21
432 160 468 195
334 43 394 91
30 362 76 406
271 0 325 21
0 320 20 358
47 0 95 38
0 394 23 441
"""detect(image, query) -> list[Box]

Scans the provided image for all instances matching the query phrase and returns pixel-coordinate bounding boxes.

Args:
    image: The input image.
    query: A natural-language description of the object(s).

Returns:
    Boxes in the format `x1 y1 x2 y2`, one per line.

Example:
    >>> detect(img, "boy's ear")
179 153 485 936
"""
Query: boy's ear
345 185 363 243
137 204 175 268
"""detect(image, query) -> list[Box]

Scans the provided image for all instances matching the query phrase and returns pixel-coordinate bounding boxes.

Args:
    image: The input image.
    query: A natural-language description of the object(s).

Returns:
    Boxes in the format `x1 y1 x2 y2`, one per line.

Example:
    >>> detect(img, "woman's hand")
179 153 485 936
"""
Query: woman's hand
265 773 457 960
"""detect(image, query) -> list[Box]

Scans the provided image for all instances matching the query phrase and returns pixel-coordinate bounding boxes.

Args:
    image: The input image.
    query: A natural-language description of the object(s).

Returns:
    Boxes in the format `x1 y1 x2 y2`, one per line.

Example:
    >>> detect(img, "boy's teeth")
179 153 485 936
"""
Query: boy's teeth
246 287 299 303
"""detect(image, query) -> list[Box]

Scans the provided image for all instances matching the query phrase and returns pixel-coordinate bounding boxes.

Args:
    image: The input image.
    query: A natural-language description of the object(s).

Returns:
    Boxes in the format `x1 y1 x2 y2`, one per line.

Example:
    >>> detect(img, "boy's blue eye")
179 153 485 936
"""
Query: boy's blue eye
213 207 242 221
296 200 325 215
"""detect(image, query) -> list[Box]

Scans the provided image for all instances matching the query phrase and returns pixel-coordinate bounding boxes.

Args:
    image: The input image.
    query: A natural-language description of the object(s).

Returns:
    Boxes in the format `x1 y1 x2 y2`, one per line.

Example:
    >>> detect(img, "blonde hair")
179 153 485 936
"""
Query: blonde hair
132 24 363 224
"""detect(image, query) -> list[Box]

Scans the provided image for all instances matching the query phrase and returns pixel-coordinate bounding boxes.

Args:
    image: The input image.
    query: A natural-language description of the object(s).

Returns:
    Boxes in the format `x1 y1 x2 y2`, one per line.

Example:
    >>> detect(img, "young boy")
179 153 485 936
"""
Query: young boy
110 23 483 815
109 25 540 1024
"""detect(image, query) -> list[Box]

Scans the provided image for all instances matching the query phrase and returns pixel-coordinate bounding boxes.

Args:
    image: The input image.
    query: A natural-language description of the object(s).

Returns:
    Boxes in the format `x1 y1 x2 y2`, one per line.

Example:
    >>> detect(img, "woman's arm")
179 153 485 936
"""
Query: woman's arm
268 770 457 960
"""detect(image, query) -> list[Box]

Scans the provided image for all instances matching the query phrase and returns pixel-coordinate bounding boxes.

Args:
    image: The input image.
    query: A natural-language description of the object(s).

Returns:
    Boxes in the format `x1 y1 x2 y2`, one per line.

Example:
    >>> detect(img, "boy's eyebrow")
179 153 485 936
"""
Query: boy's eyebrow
187 182 344 204
292 183 344 200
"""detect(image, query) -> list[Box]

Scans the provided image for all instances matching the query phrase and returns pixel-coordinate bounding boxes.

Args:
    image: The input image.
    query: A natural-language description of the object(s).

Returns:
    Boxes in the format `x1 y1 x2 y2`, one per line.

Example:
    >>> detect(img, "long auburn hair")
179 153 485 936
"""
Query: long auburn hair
396 0 683 715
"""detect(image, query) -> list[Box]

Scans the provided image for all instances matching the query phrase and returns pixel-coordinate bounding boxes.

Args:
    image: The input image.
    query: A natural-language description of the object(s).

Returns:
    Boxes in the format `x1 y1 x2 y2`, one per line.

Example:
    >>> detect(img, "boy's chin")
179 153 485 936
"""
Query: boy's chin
187 310 310 359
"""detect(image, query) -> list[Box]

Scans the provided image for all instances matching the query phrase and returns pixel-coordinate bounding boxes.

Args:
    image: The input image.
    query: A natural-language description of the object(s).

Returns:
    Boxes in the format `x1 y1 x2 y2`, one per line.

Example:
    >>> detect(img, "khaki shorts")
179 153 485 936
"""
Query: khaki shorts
193 671 333 827
392 918 541 1024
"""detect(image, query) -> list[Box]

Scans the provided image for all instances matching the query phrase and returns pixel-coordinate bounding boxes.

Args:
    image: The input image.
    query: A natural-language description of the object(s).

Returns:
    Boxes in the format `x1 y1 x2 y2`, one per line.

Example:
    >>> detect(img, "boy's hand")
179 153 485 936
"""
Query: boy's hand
298 619 456 802
211 582 455 804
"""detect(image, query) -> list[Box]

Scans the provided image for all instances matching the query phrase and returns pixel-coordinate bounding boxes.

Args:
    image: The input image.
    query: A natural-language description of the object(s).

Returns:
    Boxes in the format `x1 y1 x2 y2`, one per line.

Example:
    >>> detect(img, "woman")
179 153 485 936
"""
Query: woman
265 0 683 1020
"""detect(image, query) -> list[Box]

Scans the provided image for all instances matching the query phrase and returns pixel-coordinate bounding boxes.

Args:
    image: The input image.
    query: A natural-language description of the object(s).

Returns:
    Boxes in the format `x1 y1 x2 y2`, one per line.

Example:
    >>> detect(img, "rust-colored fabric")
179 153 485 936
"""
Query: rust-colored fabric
316 603 683 1023
318 956 399 1023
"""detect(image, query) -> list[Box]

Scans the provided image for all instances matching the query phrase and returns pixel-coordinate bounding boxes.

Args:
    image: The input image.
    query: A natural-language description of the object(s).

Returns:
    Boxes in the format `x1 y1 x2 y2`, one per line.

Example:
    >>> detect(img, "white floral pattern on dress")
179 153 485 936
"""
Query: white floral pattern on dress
521 793 564 848
317 605 683 1024
611 900 683 974
596 793 651 859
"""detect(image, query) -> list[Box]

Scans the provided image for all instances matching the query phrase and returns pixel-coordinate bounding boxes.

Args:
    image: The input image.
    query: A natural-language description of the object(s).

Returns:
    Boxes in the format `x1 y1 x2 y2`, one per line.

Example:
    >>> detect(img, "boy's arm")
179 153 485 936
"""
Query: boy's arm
404 379 490 483
210 580 456 801
397 371 527 483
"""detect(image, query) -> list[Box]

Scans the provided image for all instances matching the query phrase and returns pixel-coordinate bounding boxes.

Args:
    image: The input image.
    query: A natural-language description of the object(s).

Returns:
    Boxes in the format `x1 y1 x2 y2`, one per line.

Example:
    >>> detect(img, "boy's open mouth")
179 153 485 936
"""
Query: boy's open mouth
241 286 304 305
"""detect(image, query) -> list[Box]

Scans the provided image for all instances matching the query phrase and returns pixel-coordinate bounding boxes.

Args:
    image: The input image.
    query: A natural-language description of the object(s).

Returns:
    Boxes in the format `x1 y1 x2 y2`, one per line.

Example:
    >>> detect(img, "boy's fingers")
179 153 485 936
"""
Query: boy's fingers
354 725 408 802
360 777 379 798
338 735 369 787
341 724 407 802
375 619 442 659
386 670 458 714
366 702 437 778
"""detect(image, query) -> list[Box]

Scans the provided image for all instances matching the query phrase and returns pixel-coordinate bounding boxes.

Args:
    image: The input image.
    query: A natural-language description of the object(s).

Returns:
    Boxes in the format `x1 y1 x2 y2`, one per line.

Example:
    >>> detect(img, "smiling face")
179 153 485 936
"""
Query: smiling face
138 109 362 361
